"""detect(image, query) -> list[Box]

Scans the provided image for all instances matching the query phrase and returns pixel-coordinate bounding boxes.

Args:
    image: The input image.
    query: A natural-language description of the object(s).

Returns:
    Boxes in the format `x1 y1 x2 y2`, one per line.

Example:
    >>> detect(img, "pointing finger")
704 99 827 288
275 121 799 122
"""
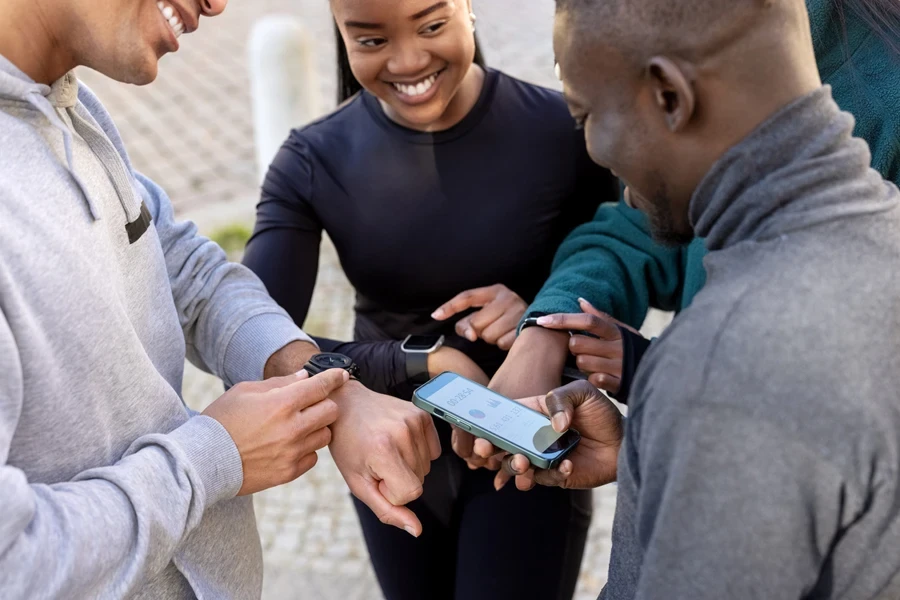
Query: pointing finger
536 313 619 339
578 298 639 335
432 287 496 321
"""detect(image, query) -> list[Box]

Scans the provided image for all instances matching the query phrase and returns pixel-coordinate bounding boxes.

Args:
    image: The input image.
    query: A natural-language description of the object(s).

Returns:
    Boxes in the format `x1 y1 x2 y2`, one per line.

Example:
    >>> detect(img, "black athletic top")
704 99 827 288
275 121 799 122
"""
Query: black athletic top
243 68 618 390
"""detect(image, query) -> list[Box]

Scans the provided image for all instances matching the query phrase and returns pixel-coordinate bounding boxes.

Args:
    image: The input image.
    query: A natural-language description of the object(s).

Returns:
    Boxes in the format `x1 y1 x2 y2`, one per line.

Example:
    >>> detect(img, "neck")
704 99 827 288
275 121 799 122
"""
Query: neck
0 0 74 84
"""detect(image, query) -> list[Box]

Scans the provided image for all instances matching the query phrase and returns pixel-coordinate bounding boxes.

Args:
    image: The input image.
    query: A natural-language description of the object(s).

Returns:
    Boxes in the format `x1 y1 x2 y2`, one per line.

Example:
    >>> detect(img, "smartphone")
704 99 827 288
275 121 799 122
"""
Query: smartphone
413 372 580 469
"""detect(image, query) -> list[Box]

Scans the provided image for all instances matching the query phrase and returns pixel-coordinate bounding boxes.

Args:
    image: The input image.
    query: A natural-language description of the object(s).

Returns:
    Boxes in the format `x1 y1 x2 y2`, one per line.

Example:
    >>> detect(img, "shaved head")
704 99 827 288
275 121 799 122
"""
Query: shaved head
553 0 821 244
555 0 762 64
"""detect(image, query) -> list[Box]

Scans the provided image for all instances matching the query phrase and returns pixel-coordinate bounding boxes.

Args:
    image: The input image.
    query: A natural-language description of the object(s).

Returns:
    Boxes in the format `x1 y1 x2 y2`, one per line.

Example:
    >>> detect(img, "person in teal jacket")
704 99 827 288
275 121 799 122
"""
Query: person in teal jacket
466 0 900 413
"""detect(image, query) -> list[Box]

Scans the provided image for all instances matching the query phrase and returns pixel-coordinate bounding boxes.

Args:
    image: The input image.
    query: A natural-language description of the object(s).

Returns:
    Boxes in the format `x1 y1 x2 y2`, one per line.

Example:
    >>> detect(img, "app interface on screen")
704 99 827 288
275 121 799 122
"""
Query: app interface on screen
425 376 564 453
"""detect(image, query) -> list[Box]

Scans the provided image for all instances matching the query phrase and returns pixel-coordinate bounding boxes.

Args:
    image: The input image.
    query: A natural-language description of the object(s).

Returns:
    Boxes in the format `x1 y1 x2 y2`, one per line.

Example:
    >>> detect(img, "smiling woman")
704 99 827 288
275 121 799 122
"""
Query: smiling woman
334 15 486 107
331 0 486 131
242 1 620 598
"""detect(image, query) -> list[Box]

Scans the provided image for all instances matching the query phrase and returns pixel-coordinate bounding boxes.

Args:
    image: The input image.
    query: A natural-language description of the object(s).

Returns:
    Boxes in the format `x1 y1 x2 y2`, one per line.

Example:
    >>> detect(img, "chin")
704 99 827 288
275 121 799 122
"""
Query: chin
103 49 160 85
650 227 695 247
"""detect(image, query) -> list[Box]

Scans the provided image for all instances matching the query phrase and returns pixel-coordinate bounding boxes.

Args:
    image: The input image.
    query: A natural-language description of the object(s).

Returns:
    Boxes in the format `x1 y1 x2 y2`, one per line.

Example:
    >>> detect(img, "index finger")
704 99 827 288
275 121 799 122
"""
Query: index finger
536 313 619 339
369 448 426 507
431 287 496 320
349 477 424 537
283 369 349 410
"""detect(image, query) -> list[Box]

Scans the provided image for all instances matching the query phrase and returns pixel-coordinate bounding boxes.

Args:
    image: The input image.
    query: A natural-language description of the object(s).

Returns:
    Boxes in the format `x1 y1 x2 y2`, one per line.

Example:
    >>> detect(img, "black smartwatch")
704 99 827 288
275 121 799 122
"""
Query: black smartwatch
401 334 445 385
518 312 550 335
303 352 360 381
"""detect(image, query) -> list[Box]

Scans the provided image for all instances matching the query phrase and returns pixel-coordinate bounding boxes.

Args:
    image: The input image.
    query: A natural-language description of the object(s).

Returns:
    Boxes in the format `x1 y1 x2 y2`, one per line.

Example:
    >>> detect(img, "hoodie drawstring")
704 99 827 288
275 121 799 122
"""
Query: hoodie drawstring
24 89 103 221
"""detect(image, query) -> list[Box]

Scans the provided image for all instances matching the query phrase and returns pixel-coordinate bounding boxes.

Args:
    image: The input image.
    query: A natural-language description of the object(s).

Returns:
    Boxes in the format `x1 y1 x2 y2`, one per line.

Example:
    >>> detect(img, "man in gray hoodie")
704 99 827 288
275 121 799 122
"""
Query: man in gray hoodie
0 0 442 597
491 0 900 597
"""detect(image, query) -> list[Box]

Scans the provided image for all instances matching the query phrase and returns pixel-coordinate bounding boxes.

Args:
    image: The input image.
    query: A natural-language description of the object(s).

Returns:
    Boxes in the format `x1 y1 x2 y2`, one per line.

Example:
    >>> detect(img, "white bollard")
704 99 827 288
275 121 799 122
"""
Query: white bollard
248 16 321 183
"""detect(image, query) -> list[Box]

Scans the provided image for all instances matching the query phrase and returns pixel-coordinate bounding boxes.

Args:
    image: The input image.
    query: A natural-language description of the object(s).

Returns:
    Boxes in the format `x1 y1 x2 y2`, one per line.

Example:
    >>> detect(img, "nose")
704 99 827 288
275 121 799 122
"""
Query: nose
200 0 226 17
386 39 431 76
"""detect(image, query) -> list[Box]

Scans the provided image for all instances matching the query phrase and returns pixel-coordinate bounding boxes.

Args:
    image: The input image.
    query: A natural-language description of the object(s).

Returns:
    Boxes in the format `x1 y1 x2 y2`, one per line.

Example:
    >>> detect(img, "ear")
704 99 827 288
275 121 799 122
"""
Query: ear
646 56 695 132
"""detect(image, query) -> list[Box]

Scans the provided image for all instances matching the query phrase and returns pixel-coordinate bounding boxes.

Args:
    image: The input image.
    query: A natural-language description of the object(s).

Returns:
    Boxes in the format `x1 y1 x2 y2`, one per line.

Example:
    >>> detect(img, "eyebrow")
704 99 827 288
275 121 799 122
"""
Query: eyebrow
410 2 448 21
344 2 449 30
344 20 384 30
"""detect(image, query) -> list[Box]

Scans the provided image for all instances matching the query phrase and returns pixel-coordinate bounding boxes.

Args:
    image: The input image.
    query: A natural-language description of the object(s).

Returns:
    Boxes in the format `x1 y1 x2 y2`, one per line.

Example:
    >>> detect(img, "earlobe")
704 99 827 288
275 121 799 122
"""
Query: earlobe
647 57 695 132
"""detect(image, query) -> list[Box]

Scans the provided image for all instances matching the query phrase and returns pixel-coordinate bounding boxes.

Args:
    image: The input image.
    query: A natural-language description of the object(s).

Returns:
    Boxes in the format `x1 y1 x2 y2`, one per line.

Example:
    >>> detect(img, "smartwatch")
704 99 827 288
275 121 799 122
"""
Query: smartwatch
401 334 445 385
519 314 588 383
303 352 360 381
518 313 550 335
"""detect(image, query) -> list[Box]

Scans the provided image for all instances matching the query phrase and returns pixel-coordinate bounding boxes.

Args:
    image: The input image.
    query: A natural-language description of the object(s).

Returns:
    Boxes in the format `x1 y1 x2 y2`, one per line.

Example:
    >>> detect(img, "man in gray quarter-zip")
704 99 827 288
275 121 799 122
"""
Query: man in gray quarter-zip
0 1 441 598
494 0 900 598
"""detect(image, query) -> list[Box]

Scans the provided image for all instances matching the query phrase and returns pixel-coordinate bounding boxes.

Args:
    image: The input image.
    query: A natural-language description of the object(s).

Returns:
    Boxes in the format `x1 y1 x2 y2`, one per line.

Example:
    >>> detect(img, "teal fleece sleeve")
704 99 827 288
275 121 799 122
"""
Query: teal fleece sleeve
525 200 686 330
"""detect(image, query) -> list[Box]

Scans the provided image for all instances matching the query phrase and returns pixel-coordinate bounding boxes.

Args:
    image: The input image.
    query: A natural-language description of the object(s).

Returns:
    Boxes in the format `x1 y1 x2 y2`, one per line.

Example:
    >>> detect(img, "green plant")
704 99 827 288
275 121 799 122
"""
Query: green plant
210 223 252 259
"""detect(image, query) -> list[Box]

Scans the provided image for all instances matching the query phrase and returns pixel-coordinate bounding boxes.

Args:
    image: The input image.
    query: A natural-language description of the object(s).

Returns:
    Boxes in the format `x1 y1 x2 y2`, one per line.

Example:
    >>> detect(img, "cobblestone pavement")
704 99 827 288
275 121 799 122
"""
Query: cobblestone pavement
76 2 671 598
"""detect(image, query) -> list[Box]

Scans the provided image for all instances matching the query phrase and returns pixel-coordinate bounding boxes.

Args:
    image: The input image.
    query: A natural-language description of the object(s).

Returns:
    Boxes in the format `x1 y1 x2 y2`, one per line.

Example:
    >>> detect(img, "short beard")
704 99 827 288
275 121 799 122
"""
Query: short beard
644 183 694 247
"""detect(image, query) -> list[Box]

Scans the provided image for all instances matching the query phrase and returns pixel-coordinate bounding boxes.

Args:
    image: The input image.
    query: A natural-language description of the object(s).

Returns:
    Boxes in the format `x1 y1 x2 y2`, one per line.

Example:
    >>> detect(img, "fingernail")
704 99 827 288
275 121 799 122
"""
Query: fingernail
578 297 587 304
431 310 442 319
536 316 551 326
552 413 567 433
404 526 418 537
466 329 476 342
494 479 504 491
294 369 308 376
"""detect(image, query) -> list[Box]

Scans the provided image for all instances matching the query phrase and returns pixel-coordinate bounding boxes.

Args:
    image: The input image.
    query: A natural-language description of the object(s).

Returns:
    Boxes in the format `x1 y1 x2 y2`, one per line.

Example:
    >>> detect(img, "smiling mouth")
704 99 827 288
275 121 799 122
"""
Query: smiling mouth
157 1 185 38
389 69 446 98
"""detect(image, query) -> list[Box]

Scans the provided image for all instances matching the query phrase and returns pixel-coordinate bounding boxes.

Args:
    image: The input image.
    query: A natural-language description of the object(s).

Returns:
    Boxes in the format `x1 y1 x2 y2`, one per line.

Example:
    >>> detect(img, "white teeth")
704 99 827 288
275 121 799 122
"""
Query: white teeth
157 1 184 39
392 72 439 98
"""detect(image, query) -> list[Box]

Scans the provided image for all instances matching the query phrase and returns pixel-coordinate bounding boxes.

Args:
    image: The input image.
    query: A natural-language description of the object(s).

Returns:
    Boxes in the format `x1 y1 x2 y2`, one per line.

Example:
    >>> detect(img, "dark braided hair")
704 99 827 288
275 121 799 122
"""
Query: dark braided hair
334 20 487 104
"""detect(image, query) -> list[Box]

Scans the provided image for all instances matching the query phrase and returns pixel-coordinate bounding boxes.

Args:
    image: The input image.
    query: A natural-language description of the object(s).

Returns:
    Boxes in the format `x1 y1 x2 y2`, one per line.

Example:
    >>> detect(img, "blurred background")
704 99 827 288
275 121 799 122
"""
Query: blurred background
78 2 640 597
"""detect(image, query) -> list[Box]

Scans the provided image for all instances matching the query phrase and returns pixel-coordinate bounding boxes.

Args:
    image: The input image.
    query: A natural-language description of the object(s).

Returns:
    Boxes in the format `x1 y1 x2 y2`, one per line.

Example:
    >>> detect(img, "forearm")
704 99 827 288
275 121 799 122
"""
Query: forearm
264 340 321 379
490 327 569 398
0 416 241 598
525 200 684 329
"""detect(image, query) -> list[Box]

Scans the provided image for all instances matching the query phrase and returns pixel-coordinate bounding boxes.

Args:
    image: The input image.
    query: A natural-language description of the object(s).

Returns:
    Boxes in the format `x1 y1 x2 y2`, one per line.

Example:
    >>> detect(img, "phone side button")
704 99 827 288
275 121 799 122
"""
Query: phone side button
458 422 472 432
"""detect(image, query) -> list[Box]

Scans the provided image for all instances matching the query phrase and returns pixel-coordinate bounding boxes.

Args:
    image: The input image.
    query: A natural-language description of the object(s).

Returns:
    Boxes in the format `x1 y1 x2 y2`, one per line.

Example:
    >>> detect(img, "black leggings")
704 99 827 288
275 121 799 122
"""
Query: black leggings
353 422 593 600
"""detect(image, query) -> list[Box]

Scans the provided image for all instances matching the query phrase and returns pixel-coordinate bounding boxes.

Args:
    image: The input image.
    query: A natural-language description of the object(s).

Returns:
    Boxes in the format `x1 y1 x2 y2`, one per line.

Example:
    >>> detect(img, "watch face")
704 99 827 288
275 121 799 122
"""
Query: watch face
312 353 353 369
403 335 442 351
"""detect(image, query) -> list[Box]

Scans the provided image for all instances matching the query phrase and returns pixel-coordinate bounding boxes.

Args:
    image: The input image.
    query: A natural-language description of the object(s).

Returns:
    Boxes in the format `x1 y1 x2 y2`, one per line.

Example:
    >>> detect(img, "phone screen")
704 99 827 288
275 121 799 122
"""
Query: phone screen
417 373 567 454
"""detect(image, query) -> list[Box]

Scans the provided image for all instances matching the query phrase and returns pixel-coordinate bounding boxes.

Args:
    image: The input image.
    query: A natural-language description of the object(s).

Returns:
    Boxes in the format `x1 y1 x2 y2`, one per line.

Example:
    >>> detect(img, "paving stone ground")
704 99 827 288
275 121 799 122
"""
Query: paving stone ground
79 2 671 598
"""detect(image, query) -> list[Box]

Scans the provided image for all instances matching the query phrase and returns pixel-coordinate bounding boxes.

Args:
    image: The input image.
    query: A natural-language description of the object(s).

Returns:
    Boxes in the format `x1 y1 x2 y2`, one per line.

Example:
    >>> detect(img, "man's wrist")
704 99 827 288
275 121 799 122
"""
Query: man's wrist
329 379 369 407
264 340 320 379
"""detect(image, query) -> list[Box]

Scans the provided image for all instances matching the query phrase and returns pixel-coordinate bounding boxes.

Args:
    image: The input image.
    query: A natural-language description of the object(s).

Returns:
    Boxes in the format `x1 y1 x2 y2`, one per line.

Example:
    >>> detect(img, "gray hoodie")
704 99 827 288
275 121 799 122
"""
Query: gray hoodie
601 88 900 599
0 55 314 598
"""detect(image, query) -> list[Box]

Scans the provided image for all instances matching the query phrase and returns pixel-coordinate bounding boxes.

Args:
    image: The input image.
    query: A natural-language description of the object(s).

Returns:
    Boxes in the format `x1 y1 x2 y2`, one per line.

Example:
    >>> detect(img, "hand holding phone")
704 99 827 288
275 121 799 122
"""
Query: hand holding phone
495 380 625 492
414 372 581 469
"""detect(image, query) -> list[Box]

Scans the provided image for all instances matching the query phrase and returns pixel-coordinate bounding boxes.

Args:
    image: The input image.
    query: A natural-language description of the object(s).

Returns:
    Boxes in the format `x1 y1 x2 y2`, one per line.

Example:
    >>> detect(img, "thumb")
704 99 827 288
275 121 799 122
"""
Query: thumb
543 380 597 432
285 368 349 410
257 368 310 392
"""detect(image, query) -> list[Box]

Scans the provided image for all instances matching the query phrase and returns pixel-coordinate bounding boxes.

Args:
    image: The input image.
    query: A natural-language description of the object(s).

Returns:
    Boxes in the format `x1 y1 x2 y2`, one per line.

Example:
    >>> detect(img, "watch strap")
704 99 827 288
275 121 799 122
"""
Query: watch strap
518 312 551 335
405 351 431 385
